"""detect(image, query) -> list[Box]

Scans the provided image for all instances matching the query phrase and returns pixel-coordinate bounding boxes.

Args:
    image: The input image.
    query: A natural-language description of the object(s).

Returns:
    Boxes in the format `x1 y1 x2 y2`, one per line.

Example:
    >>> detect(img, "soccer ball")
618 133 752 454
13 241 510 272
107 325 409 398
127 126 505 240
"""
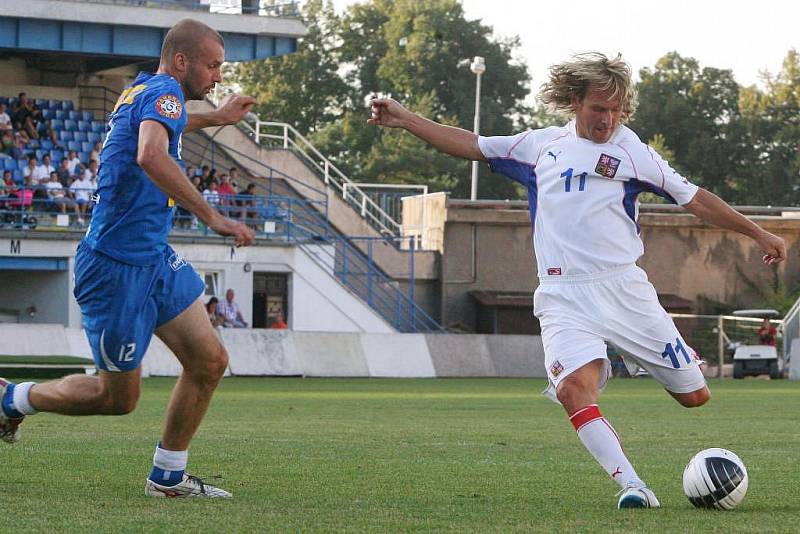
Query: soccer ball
683 448 748 510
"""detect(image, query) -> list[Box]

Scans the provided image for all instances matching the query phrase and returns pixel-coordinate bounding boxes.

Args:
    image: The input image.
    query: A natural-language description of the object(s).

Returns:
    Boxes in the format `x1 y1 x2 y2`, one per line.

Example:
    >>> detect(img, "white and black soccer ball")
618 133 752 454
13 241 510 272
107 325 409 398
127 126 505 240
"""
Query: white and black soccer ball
683 448 748 510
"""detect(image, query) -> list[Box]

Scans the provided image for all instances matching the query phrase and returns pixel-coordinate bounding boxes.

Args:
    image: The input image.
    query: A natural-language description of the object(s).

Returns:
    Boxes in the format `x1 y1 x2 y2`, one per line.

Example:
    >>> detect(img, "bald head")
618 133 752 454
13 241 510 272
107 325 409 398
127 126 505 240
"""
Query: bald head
160 19 224 65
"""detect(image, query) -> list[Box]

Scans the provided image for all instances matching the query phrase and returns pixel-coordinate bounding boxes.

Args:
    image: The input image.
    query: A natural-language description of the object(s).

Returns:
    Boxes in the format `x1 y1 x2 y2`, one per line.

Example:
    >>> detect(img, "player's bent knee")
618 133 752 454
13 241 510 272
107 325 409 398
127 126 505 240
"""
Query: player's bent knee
103 391 139 415
675 388 711 408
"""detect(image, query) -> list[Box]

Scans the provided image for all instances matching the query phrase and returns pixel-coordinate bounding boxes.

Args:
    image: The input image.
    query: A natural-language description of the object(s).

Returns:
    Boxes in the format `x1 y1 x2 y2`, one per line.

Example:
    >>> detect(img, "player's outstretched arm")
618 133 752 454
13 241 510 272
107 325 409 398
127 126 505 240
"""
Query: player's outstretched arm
184 94 257 134
368 98 486 162
684 188 786 265
138 120 255 247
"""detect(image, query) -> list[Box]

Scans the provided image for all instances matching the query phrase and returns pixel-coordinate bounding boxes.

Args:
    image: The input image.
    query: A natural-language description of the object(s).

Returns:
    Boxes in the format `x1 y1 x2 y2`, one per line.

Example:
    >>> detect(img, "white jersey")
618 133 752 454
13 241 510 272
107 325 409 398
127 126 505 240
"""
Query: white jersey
478 120 699 277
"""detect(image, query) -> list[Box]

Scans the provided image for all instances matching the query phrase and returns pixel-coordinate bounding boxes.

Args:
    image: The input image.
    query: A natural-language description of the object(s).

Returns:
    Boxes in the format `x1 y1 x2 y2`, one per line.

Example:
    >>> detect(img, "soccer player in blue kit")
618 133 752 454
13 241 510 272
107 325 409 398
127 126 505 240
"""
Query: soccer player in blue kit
0 19 256 497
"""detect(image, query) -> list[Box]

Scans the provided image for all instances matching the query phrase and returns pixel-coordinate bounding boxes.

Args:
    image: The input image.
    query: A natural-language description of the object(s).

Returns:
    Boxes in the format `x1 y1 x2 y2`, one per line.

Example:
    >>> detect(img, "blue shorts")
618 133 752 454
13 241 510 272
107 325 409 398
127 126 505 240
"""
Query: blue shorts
73 241 204 372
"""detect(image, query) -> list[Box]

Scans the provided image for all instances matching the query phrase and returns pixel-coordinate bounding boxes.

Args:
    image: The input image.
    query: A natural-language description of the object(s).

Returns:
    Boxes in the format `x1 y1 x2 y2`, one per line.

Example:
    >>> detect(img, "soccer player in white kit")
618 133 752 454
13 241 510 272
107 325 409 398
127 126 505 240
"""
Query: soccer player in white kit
368 52 787 508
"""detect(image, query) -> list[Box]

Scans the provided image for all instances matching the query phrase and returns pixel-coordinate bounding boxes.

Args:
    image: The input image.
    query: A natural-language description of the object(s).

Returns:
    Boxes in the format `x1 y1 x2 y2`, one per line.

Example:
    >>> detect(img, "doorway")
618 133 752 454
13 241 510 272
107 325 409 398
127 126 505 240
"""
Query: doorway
252 272 289 329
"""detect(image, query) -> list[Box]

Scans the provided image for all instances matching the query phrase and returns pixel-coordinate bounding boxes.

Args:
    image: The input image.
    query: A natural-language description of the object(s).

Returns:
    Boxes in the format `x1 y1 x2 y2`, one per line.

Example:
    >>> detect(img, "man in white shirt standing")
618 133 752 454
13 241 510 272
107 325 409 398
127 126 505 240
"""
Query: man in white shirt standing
0 103 12 131
368 52 786 509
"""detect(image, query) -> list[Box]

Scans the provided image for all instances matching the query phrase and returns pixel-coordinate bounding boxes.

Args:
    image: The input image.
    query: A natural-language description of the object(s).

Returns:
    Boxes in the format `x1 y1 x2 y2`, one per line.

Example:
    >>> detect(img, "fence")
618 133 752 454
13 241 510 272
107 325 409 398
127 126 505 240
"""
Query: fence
670 313 784 377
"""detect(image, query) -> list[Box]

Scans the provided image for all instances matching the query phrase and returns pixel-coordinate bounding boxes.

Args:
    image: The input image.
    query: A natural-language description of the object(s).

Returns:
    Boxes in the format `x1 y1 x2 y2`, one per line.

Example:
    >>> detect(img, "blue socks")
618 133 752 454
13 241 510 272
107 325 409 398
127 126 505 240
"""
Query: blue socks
1 383 23 419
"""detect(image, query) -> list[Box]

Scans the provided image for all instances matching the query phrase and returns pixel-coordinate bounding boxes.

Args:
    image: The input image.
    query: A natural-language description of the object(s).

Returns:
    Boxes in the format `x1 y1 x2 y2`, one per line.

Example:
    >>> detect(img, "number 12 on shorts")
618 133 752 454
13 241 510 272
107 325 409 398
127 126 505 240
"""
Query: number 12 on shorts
661 338 692 368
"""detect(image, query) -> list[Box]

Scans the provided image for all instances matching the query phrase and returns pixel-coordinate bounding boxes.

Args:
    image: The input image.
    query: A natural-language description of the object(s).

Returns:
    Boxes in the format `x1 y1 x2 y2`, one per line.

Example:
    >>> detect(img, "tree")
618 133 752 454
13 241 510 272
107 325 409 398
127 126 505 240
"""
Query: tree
231 0 349 134
630 53 741 199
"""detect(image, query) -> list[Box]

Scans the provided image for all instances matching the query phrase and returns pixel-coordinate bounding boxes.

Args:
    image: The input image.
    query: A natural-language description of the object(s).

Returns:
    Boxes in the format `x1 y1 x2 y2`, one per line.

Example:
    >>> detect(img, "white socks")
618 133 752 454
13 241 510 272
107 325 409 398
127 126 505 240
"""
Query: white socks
13 382 38 415
570 404 643 488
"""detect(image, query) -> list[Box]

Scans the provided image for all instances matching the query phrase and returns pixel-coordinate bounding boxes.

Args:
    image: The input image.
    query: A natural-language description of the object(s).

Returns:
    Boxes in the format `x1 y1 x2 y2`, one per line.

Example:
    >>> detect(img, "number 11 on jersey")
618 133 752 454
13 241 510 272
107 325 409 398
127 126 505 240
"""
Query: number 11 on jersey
560 168 587 192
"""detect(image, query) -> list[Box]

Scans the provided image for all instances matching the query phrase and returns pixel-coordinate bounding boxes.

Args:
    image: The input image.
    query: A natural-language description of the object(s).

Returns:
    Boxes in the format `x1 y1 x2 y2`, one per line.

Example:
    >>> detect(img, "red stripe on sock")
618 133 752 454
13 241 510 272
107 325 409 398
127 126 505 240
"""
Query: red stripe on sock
569 404 601 431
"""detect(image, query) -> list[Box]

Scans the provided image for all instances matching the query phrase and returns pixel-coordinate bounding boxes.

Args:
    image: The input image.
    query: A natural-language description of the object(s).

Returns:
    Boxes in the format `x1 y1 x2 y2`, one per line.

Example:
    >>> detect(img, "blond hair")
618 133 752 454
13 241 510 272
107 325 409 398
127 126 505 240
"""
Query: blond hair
538 52 637 121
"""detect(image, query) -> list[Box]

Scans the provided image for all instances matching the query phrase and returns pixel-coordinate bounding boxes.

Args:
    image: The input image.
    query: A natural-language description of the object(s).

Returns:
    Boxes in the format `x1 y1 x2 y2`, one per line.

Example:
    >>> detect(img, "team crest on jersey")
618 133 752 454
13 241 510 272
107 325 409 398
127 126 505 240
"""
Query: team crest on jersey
550 360 564 378
156 94 182 119
595 153 621 178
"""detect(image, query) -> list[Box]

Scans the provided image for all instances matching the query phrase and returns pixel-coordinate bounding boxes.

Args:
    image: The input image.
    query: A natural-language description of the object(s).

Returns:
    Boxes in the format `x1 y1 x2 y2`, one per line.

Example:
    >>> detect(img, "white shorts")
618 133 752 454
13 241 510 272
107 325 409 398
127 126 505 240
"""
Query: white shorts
534 264 706 402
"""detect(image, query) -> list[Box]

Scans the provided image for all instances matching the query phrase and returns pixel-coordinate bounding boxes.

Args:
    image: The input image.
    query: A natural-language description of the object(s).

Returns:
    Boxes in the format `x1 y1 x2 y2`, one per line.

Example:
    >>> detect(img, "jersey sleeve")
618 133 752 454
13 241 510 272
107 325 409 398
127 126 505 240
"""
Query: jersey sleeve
478 131 537 187
635 145 699 205
137 83 184 139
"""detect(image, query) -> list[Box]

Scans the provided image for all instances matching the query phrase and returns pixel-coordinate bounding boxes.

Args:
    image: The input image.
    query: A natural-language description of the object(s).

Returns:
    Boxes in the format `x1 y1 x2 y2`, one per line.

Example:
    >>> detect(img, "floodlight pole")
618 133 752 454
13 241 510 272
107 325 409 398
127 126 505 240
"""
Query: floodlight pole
469 56 485 201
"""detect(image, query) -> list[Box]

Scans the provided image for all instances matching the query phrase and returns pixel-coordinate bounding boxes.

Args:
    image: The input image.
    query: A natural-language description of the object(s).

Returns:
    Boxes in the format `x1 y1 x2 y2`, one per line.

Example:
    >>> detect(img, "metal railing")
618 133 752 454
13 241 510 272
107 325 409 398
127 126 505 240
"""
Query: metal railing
783 297 800 363
242 119 408 237
77 85 120 121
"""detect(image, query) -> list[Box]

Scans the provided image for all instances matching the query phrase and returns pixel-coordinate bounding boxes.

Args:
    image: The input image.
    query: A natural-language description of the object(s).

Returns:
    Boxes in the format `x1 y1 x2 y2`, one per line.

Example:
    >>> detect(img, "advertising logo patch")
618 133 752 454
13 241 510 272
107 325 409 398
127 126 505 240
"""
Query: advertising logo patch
547 267 562 276
156 94 182 119
595 153 621 178
549 360 564 378
167 251 187 271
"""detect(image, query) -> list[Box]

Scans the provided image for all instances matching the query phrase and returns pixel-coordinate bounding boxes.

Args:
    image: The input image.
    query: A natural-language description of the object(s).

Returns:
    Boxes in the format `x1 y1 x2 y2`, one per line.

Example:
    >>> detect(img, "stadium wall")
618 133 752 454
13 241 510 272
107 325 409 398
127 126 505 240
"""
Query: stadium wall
0 235 394 333
0 324 547 378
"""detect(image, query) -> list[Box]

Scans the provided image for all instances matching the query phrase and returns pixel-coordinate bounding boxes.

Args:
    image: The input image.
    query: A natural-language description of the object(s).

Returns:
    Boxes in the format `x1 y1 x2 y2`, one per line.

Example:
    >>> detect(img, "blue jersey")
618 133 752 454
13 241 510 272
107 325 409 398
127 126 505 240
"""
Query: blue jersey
84 72 187 266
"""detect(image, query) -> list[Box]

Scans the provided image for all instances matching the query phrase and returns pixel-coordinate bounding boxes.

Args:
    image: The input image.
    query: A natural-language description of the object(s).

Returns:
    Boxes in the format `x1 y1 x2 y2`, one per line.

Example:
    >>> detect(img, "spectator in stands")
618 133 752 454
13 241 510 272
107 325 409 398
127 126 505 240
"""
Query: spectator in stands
757 318 777 346
11 92 42 140
192 175 203 193
56 158 72 187
218 289 248 328
41 121 61 149
0 103 11 131
34 154 55 183
10 132 28 159
7 174 33 210
0 130 14 158
229 166 240 188
1 170 17 208
22 156 37 181
199 165 211 188
90 141 102 163
185 165 196 180
217 173 236 215
66 150 81 175
70 170 94 224
205 297 224 328
202 179 220 208
238 183 258 227
84 159 99 182
45 170 79 218
269 311 288 330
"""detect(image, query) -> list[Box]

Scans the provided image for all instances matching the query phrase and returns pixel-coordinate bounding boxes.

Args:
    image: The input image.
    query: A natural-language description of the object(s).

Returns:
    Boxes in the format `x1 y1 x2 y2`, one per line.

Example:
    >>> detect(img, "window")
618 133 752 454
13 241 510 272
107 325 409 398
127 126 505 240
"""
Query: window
201 271 221 296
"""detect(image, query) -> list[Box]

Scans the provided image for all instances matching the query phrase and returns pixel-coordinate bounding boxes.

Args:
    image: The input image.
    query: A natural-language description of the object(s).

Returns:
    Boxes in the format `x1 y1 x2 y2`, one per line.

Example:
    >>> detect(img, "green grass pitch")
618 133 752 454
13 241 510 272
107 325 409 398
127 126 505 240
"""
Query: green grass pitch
2 377 798 532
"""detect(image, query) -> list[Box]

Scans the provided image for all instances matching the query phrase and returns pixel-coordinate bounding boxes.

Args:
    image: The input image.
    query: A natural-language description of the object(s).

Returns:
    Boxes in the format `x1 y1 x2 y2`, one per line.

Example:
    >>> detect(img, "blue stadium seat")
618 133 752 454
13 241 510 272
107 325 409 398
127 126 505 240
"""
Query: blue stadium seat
63 120 78 131
51 119 64 130
8 98 18 108
77 120 91 131
87 132 100 143
59 130 73 142
0 97 8 105
55 110 66 120
28 138 40 150
41 109 54 120
35 149 46 161
12 170 22 183
73 131 87 142
68 110 81 121
91 122 105 133
68 140 82 152
35 98 47 107
40 139 54 150
81 141 93 152
2 158 16 170
48 99 60 110
61 101 75 111
79 151 91 163
82 111 94 122
51 150 64 163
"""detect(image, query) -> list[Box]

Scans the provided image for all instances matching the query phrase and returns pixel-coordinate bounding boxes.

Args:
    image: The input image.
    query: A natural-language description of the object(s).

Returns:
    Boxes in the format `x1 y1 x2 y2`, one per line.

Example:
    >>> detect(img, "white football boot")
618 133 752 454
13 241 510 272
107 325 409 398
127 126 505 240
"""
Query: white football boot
0 378 24 444
145 473 232 498
617 482 661 509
